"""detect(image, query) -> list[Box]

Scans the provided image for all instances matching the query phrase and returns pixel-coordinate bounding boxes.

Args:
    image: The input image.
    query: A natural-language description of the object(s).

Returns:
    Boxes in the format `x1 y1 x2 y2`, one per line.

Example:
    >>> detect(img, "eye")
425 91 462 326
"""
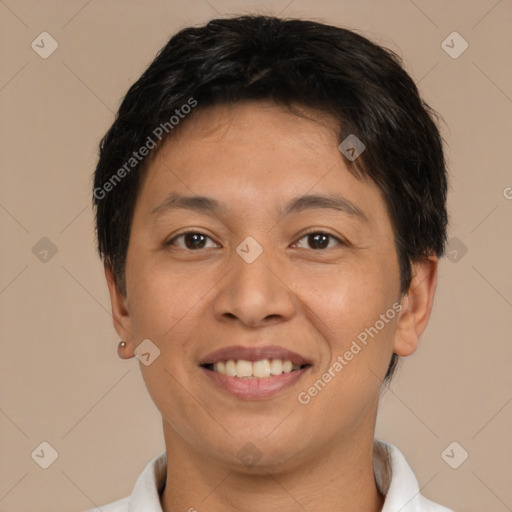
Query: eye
166 231 219 250
166 230 344 251
293 231 345 250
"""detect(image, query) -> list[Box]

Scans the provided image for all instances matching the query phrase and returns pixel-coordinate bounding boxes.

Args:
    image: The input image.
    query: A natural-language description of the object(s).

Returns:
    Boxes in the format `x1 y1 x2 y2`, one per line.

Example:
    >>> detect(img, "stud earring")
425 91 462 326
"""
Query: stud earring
119 340 126 349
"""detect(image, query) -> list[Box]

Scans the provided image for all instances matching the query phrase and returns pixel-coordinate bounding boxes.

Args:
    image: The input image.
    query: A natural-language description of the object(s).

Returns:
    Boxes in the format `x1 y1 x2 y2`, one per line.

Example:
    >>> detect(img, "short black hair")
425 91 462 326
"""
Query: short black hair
93 15 448 382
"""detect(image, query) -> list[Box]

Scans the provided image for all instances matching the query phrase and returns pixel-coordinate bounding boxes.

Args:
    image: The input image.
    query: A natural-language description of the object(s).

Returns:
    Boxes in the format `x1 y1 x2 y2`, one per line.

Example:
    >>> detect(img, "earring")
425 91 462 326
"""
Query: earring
119 340 126 349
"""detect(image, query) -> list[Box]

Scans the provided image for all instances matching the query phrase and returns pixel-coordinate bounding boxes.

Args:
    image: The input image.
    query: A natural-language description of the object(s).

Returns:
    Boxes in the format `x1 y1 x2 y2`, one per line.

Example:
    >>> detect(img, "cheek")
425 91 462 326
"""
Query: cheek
124 254 200 344
124 253 230 387
292 257 399 379
296 255 396 328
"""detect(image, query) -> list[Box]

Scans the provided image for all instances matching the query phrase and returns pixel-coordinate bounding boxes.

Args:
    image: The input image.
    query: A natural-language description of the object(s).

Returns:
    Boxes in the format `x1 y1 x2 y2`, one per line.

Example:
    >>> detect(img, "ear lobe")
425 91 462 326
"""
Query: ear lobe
393 256 438 357
104 264 132 342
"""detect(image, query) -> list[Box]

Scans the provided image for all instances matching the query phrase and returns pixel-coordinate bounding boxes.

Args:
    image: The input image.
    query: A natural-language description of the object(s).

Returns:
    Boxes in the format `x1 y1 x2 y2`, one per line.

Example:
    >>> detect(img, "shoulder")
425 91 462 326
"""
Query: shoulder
374 439 456 512
83 450 167 512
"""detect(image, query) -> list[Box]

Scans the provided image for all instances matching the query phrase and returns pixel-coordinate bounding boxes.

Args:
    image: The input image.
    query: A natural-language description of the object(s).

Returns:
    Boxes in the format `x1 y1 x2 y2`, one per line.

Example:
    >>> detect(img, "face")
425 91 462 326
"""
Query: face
107 100 436 472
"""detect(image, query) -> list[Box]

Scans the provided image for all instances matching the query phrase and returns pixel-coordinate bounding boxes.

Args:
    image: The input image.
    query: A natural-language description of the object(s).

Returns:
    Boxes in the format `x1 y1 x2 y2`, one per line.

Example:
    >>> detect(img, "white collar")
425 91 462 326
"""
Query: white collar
95 439 453 511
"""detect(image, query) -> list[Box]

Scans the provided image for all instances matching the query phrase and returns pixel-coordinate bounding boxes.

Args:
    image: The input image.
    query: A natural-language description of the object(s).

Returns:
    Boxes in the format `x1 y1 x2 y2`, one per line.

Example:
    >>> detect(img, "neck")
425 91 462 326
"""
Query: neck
160 425 384 512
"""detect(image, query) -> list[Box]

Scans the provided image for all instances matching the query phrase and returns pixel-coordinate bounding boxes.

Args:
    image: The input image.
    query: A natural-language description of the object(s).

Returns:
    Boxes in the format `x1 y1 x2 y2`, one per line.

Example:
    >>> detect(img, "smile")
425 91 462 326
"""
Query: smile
203 358 308 379
198 344 313 399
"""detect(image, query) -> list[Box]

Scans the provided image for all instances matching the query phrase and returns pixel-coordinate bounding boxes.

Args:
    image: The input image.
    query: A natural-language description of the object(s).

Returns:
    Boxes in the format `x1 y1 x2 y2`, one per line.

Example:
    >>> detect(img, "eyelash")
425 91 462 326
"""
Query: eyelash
165 230 346 251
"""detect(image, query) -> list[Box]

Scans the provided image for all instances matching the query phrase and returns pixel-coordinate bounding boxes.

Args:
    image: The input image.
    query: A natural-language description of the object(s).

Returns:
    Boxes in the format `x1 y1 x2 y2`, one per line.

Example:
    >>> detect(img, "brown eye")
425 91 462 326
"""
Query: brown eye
295 232 344 250
167 232 218 250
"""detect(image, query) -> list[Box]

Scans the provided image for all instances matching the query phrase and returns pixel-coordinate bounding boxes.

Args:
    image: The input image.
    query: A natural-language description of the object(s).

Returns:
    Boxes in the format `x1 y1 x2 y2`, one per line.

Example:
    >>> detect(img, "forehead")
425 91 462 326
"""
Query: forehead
136 101 390 231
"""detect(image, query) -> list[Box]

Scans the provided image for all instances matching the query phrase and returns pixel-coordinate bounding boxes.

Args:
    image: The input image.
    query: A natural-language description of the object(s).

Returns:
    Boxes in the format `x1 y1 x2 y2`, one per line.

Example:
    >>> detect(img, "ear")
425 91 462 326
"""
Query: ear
393 255 438 357
104 264 133 358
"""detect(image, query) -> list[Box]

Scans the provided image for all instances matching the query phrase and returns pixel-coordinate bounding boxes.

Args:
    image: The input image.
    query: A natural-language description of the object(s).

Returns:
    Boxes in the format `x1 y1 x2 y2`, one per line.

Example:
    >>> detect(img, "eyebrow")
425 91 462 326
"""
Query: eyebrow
151 191 368 223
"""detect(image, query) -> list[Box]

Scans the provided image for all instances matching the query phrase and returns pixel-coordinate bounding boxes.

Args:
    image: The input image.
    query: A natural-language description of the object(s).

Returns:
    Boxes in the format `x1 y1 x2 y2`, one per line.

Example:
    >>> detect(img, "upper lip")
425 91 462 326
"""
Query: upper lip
199 345 312 366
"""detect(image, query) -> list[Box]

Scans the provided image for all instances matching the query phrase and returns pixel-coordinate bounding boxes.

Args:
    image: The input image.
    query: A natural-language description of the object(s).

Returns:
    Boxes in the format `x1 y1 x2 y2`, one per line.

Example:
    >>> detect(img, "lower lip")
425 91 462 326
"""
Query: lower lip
201 367 310 400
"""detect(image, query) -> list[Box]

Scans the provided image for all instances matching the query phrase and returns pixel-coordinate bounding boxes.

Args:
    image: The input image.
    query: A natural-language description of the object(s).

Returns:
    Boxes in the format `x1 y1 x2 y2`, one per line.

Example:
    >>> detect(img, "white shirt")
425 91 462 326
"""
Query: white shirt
86 439 454 511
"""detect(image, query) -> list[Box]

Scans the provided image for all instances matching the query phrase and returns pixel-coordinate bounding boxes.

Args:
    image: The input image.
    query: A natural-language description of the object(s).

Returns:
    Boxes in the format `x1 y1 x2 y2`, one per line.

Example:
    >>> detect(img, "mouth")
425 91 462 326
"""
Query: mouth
198 345 312 399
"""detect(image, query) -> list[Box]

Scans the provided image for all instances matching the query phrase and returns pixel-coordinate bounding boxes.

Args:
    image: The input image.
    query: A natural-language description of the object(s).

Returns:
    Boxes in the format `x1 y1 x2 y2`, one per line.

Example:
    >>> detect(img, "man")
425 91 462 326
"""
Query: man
90 15 453 512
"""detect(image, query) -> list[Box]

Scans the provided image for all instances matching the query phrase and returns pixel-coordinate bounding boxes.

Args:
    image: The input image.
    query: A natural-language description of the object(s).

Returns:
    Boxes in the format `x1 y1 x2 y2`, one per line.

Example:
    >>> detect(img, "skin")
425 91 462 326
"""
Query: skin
105 100 438 512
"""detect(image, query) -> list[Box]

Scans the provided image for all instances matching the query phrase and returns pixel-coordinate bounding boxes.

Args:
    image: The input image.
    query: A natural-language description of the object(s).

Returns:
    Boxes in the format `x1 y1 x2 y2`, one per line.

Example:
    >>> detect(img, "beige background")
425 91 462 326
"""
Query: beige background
1 0 511 511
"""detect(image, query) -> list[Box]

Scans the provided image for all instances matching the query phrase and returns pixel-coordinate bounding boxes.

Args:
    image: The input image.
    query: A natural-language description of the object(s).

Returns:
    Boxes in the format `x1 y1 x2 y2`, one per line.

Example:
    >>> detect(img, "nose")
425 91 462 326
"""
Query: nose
211 240 296 328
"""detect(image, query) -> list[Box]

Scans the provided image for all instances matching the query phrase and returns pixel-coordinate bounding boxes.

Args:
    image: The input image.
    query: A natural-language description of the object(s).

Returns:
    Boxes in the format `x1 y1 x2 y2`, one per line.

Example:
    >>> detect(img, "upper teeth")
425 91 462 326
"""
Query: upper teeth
213 359 300 378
